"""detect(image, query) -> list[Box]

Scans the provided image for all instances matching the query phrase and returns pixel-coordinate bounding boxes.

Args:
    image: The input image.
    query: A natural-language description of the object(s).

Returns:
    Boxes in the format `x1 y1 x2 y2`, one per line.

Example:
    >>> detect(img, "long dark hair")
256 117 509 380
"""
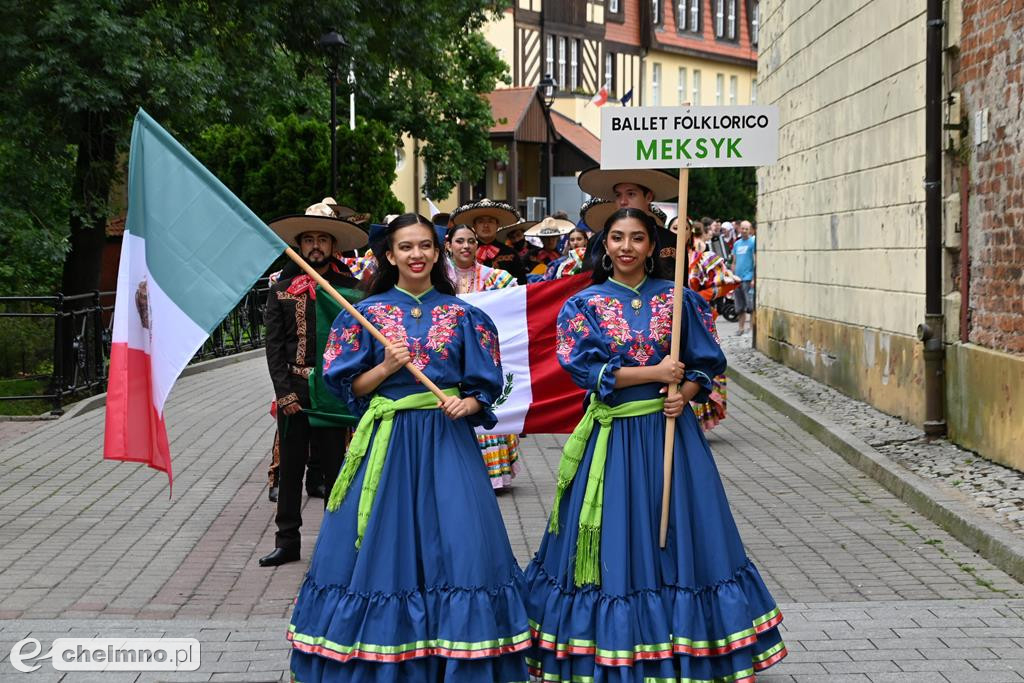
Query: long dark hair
369 213 455 296
590 208 667 284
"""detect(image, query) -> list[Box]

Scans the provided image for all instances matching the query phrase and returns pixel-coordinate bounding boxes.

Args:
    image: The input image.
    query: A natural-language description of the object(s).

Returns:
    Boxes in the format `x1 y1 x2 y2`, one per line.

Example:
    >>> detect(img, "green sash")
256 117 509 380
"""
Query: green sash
549 395 666 586
326 387 460 548
307 285 365 429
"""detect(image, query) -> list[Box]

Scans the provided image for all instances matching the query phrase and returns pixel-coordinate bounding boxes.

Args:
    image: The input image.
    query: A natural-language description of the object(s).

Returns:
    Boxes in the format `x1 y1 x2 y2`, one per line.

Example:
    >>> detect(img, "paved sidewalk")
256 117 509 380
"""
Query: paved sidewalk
1 353 1022 681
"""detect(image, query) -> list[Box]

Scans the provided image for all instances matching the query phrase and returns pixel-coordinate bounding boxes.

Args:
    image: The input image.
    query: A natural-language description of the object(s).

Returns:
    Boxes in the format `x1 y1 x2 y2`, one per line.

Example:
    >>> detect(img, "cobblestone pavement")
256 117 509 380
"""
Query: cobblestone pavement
1 354 1022 681
718 318 1024 539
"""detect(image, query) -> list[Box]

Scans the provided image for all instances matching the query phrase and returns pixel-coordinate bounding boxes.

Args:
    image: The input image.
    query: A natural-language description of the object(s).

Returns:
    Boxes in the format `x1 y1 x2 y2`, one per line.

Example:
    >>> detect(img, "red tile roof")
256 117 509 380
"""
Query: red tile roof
486 87 539 135
551 110 600 163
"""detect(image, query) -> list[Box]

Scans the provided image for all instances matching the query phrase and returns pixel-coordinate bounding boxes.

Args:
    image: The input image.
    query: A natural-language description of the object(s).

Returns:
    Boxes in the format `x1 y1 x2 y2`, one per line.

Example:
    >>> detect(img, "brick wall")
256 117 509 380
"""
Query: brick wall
960 0 1024 354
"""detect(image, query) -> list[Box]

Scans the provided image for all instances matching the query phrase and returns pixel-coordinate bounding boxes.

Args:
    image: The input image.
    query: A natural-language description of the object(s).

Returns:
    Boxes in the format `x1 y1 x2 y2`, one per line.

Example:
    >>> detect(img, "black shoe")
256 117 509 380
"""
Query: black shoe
258 547 299 567
268 485 279 503
306 483 326 499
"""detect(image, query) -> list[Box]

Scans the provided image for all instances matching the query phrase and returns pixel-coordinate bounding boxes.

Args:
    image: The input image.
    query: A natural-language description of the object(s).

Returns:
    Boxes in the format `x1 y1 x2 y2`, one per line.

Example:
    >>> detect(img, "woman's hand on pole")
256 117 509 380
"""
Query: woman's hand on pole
437 395 481 420
381 341 411 375
652 355 686 385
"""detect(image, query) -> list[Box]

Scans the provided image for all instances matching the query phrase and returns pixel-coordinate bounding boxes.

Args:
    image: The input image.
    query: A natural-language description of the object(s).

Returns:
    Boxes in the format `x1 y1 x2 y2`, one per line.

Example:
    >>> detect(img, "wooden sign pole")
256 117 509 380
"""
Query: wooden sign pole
659 168 691 548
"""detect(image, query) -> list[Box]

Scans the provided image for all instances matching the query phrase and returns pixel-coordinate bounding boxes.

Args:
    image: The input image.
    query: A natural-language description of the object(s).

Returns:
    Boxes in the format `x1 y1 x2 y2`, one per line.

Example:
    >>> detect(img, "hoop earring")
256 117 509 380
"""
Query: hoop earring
601 253 613 271
645 256 654 273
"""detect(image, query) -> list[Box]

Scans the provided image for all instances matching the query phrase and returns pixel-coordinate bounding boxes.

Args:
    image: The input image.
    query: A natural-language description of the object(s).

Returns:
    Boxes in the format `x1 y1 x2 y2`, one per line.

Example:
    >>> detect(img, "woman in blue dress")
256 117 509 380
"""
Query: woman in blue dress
288 213 530 682
525 208 787 682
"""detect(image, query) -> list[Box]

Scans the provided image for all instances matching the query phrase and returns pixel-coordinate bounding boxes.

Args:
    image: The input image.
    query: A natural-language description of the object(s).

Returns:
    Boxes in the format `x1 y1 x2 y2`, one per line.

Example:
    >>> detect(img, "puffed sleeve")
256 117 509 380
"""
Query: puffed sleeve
680 288 727 403
555 295 620 402
322 306 376 416
458 306 503 429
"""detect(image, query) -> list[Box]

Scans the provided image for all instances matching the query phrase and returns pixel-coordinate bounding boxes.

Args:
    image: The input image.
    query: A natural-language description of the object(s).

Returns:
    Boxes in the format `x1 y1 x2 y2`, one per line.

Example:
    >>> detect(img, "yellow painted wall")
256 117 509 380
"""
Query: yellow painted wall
947 343 1024 472
755 0 930 423
643 52 756 106
482 8 515 74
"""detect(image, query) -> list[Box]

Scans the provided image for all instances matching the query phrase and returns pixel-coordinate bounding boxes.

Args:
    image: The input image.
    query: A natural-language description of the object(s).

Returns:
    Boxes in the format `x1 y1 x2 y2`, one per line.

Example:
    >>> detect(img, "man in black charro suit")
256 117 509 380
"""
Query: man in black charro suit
258 202 365 567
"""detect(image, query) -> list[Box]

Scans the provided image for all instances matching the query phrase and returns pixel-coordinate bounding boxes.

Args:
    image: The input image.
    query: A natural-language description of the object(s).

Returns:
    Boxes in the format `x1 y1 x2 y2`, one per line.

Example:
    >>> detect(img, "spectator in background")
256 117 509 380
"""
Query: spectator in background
732 220 756 335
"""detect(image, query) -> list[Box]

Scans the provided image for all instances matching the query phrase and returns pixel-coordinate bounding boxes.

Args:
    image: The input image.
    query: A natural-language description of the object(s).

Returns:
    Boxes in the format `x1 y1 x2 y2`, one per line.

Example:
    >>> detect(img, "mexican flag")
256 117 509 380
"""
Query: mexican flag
462 274 589 434
104 110 286 486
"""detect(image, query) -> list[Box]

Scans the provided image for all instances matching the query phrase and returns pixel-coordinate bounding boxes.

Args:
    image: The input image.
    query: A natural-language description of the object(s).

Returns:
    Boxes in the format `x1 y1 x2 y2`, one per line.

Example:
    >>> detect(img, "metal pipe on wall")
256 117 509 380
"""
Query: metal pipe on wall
920 0 947 436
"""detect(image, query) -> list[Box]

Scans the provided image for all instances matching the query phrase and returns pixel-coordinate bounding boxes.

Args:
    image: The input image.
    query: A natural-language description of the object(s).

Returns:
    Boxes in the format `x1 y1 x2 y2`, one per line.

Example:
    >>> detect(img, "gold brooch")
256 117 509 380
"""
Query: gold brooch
631 298 642 313
410 306 422 319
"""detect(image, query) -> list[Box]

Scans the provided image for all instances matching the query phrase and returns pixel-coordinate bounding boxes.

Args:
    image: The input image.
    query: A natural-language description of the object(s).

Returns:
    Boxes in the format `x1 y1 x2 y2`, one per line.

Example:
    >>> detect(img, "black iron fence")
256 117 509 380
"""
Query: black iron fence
0 278 270 415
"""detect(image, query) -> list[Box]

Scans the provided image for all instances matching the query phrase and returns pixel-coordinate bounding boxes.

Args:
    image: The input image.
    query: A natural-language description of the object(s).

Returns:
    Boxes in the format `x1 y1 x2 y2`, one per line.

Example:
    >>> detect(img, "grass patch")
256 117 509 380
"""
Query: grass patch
0 376 52 416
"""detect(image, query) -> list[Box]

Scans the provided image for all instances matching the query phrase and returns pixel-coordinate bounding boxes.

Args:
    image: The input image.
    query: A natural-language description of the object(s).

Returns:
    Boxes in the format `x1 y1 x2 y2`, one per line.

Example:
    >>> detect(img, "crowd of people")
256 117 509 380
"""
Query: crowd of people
256 167 776 682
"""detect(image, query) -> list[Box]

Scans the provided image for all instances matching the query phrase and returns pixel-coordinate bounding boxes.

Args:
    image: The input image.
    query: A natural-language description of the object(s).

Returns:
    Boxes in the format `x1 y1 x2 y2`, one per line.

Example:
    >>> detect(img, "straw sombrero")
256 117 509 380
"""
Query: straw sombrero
580 198 618 231
268 202 367 251
525 216 576 238
450 198 521 228
578 167 679 202
496 220 537 242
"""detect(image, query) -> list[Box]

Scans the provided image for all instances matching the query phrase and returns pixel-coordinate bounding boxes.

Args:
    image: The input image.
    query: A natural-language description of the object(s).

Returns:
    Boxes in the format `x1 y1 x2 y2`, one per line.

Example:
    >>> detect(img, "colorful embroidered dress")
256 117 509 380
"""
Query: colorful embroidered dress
688 248 741 431
448 259 523 489
540 247 586 282
288 286 530 683
525 277 787 683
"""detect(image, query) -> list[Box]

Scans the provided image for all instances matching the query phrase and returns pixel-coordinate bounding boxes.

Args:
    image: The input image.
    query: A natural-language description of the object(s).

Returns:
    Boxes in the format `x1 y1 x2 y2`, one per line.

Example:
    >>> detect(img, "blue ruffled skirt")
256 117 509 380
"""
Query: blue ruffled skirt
289 410 530 683
525 402 787 682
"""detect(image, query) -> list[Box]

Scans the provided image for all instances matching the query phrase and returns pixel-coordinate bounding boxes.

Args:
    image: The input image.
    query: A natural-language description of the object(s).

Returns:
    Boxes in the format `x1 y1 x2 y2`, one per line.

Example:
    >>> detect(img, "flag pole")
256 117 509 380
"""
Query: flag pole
659 168 691 548
283 247 449 402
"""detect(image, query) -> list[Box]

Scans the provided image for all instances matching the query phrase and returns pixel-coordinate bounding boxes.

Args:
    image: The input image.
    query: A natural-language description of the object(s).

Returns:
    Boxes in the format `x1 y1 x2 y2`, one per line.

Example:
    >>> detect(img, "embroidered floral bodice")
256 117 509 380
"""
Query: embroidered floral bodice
555 277 726 406
323 287 504 428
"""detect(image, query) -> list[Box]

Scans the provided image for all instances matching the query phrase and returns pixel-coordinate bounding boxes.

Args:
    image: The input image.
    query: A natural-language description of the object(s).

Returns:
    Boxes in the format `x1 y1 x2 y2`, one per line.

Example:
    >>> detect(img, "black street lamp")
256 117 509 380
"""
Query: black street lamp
538 74 558 209
319 29 347 199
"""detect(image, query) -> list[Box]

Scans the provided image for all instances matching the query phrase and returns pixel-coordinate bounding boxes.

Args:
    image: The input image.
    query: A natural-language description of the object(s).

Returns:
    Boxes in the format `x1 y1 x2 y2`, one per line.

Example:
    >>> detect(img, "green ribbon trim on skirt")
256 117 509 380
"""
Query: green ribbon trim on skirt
548 395 666 587
327 387 460 548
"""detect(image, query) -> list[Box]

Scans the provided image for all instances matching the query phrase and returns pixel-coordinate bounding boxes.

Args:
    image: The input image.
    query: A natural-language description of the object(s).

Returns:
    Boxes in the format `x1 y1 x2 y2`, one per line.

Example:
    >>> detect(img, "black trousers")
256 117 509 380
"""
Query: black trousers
274 410 346 551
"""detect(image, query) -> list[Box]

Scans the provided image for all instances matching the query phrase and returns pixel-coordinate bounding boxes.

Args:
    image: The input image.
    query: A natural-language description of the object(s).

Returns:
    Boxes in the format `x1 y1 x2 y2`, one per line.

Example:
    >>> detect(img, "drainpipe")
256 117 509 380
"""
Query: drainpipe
918 0 946 436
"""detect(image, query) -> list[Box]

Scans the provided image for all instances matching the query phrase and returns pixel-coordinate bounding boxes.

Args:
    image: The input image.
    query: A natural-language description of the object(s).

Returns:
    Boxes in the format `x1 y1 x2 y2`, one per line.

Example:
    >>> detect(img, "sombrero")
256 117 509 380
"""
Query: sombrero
580 198 618 231
320 197 360 219
268 202 367 252
577 167 679 202
525 216 576 238
496 220 537 242
450 198 521 228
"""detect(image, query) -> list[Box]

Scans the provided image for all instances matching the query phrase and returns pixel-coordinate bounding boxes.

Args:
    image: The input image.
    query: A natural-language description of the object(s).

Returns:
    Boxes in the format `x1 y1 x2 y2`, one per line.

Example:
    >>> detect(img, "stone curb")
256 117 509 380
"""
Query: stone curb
59 348 267 420
727 364 1024 586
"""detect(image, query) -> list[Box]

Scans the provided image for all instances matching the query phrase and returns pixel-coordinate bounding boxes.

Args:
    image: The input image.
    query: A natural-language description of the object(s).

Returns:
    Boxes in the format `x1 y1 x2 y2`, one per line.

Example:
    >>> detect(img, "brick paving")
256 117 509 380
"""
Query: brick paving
0 354 1022 681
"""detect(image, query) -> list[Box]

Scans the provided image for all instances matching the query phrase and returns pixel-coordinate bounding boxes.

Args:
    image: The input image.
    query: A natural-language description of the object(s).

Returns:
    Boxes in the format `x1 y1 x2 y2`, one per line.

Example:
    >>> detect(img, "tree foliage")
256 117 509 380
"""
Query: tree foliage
688 167 758 222
193 114 404 223
0 0 509 295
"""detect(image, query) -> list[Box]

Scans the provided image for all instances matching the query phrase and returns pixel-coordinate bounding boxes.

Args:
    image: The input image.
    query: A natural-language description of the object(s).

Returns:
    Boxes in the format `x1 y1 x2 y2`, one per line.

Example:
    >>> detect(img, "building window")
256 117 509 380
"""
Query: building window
729 75 737 104
677 0 686 30
652 63 662 105
750 1 759 44
609 0 619 12
715 0 724 37
750 78 757 104
545 35 554 83
690 0 701 32
570 39 579 91
604 51 616 94
692 69 702 104
677 67 687 103
558 37 567 90
652 0 662 25
727 0 736 38
715 73 724 104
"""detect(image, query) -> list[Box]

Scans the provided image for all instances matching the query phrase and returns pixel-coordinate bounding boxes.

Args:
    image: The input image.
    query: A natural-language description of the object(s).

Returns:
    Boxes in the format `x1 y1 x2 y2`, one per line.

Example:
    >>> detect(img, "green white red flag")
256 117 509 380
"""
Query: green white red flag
104 109 286 486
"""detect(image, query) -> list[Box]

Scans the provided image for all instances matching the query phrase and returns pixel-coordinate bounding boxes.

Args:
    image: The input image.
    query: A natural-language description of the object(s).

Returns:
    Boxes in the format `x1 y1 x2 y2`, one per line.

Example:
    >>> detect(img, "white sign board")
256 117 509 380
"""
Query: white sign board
600 105 779 169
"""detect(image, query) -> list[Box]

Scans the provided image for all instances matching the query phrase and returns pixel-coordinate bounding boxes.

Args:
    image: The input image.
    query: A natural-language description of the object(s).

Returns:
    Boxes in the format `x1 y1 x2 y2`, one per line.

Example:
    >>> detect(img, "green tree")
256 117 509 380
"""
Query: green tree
193 114 404 223
0 0 508 296
687 167 757 221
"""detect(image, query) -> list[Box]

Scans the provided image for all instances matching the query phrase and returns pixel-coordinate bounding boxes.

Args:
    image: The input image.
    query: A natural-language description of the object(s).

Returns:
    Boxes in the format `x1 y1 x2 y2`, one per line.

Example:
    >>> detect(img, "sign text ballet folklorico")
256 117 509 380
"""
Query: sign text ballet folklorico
600 105 779 169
